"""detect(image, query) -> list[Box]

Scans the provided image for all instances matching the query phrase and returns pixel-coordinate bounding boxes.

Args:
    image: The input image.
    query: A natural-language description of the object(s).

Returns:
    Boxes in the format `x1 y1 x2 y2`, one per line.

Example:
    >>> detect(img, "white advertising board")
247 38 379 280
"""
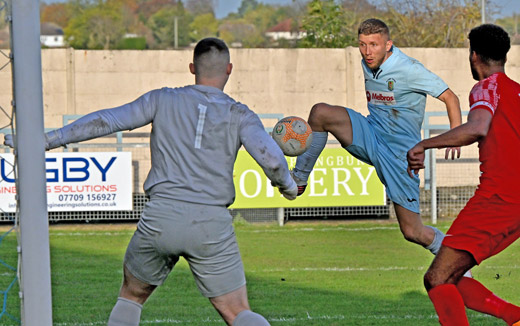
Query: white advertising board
0 152 133 212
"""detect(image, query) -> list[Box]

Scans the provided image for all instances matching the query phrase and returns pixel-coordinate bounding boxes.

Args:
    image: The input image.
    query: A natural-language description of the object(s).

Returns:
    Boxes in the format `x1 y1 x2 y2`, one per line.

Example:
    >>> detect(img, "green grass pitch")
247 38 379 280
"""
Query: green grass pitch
1 219 520 325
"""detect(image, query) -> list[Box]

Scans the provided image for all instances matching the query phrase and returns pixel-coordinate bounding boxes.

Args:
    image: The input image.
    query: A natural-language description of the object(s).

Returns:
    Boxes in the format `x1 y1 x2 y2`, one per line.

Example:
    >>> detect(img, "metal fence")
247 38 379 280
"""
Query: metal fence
0 111 480 224
422 111 478 222
0 135 391 223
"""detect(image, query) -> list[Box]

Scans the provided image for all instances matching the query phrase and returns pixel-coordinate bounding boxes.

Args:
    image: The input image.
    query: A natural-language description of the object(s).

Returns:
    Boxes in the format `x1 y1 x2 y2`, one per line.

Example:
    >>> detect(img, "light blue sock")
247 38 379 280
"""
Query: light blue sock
293 131 328 181
425 226 445 255
233 310 270 326
107 297 142 326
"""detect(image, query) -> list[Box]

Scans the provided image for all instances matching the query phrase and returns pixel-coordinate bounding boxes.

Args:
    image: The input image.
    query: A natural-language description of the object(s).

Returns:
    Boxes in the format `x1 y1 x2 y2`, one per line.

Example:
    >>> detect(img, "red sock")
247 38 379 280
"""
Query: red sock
428 284 469 326
457 277 520 326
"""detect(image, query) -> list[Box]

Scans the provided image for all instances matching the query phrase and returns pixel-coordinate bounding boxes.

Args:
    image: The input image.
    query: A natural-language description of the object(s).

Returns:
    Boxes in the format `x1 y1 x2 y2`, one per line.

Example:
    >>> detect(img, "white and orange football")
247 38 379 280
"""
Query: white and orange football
272 116 313 157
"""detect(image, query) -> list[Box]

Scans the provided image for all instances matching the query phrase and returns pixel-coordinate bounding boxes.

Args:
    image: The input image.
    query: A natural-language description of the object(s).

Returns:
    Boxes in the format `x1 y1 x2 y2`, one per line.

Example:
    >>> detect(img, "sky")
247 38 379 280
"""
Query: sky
44 0 520 19
214 0 520 19
491 0 520 18
215 0 293 18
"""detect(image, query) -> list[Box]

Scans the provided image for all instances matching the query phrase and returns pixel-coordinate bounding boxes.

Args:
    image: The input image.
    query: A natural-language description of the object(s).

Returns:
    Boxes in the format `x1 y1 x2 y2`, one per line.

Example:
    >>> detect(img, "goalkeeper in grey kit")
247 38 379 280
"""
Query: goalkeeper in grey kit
5 38 296 326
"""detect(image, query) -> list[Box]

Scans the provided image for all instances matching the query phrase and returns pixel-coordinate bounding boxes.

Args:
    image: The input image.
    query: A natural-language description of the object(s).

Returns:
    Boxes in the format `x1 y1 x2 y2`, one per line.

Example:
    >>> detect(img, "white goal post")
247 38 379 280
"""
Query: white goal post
10 0 53 324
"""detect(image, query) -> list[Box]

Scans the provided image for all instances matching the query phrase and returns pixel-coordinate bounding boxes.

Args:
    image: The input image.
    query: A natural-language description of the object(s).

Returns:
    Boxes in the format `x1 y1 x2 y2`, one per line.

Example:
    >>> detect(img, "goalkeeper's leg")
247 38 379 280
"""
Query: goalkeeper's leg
108 265 156 326
108 298 142 326
233 310 270 326
210 285 270 326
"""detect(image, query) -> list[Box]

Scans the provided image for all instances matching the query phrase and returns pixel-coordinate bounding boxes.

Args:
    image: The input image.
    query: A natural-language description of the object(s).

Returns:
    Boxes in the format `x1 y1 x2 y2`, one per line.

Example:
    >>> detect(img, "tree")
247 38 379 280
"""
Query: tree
40 3 73 28
65 1 126 49
112 0 140 32
189 13 219 41
147 4 193 48
496 14 520 45
136 0 179 22
300 0 356 48
218 19 261 47
243 4 279 32
106 0 156 48
238 0 259 17
185 0 216 16
340 0 378 14
380 0 481 47
219 4 280 48
218 0 302 47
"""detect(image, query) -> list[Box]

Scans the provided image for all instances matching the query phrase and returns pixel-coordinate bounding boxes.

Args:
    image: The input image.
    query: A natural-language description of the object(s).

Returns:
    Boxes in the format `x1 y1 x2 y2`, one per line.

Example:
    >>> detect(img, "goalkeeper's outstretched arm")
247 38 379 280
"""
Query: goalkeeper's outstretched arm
4 90 158 150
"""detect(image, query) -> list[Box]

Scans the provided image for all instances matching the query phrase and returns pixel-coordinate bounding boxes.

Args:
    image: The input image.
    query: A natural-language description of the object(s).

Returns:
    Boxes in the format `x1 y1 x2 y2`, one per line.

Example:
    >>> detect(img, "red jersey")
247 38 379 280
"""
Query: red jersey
469 72 520 203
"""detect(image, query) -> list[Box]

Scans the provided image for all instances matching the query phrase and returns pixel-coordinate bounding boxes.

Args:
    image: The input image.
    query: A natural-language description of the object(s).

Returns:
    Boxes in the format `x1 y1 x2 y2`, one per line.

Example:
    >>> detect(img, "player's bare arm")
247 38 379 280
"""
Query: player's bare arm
407 108 492 177
437 88 462 160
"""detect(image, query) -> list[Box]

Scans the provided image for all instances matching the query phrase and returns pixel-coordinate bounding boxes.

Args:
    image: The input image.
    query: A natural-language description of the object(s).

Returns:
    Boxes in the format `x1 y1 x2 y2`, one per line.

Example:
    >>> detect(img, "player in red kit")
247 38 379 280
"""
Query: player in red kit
407 24 520 326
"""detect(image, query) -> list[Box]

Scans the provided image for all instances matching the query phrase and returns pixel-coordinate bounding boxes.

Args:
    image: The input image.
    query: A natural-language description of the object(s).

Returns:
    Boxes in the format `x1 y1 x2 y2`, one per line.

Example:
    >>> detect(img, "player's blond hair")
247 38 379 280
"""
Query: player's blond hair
358 18 390 38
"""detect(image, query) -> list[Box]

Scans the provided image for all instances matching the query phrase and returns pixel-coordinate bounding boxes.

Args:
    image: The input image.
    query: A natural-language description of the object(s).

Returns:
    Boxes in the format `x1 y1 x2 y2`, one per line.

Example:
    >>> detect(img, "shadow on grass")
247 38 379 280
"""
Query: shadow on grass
50 246 434 326
43 239 436 326
48 249 505 326
0 225 513 326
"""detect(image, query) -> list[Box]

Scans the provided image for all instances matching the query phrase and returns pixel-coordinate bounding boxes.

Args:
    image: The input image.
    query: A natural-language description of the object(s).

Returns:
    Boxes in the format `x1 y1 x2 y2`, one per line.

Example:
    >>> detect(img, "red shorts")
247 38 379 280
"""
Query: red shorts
443 193 520 264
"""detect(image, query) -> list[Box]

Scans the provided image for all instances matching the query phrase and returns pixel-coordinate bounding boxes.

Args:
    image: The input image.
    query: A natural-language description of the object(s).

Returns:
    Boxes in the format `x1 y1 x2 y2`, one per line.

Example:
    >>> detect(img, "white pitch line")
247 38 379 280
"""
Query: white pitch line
256 264 520 273
50 232 134 237
480 265 520 270
256 266 425 272
246 226 403 233
48 226 405 237
44 312 495 326
44 224 451 237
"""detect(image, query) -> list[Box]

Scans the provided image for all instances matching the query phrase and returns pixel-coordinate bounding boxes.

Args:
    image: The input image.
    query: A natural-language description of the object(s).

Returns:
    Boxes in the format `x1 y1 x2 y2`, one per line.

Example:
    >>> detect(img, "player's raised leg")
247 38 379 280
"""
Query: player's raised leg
210 285 270 326
292 103 353 191
108 265 157 326
393 204 442 253
394 201 474 278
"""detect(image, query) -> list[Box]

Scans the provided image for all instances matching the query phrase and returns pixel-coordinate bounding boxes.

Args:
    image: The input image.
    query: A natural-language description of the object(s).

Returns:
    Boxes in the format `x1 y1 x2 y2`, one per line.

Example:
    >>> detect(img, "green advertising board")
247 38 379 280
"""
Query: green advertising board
230 148 386 209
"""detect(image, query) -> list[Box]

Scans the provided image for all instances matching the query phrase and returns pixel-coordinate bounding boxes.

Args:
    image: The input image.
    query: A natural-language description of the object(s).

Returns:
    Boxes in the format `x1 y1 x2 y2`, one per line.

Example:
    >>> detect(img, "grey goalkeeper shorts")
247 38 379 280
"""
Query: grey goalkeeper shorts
124 198 246 298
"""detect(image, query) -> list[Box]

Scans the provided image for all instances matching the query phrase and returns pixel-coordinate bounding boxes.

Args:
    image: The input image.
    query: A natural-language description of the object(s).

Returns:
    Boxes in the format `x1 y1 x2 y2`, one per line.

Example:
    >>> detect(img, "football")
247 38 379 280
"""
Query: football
272 116 313 156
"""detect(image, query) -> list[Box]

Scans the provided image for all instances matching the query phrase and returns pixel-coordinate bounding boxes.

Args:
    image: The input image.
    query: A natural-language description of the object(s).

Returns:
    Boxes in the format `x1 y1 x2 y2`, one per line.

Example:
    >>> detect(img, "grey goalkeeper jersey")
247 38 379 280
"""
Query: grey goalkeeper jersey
45 84 296 206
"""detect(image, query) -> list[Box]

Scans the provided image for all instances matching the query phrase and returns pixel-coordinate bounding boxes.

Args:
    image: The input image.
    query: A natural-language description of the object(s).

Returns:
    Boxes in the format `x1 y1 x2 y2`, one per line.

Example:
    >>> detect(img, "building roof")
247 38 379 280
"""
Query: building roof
40 22 64 36
266 18 299 33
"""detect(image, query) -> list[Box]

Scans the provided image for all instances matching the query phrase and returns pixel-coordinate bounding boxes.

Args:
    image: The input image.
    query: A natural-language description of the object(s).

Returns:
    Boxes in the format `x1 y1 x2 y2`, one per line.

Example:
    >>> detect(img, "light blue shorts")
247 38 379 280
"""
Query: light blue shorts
344 108 420 213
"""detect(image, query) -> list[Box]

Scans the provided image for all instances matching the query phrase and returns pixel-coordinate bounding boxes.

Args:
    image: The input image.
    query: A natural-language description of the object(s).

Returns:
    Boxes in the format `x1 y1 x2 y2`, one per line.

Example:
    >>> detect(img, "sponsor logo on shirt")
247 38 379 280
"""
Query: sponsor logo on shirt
366 90 397 105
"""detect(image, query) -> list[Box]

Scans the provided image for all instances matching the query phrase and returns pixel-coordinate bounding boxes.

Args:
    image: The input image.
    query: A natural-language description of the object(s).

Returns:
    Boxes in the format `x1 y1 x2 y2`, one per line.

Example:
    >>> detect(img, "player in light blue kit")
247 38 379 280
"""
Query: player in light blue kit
5 38 297 326
293 18 462 258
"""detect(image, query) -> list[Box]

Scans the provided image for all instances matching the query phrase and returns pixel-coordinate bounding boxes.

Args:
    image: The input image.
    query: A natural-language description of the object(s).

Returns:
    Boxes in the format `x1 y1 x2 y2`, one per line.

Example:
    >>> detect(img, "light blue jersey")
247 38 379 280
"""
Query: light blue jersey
341 46 450 213
363 46 448 159
294 47 451 212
